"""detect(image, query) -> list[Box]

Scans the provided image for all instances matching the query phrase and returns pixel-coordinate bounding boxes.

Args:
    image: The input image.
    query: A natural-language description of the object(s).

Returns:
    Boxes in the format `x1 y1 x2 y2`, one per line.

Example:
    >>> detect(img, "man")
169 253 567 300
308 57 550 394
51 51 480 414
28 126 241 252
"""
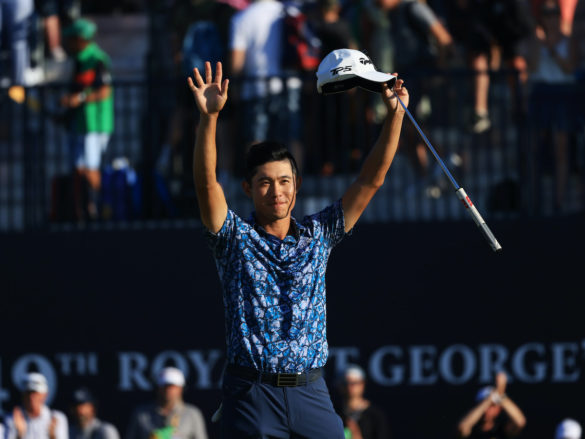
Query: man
457 372 527 439
4 373 68 439
187 60 407 437
61 18 114 220
335 364 390 439
69 388 119 439
125 367 207 439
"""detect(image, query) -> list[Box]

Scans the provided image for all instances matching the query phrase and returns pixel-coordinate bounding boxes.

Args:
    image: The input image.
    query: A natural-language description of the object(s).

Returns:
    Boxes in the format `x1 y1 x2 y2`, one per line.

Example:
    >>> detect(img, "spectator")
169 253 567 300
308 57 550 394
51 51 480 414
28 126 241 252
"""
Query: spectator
69 388 119 439
335 364 390 439
457 372 526 439
125 367 208 439
387 0 454 179
556 419 582 439
4 373 69 439
229 0 303 171
308 0 358 175
60 18 114 221
528 0 577 211
0 0 34 86
447 0 533 133
36 0 81 63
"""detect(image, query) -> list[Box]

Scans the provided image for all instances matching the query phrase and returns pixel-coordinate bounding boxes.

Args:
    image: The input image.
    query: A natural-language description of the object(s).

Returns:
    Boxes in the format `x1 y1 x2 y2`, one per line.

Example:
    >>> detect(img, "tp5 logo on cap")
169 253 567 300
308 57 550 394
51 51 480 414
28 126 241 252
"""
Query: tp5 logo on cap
316 49 396 95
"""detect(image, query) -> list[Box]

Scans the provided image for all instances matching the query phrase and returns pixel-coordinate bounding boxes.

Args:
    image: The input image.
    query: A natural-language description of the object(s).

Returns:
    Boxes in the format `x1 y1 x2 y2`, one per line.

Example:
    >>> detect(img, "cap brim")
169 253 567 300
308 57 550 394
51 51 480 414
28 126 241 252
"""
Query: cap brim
357 71 396 93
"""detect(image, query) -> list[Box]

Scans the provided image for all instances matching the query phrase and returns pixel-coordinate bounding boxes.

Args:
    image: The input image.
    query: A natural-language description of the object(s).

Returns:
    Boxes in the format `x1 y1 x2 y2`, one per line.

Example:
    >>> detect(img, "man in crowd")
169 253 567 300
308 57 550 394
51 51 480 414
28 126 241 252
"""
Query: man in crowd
457 372 526 439
69 388 119 439
61 18 114 221
4 373 68 439
125 367 207 439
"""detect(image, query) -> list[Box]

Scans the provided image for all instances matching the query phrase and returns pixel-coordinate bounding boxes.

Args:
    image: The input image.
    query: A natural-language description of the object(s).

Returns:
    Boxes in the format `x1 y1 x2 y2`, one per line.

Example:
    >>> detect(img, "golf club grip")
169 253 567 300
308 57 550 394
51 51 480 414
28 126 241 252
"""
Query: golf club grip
456 188 502 252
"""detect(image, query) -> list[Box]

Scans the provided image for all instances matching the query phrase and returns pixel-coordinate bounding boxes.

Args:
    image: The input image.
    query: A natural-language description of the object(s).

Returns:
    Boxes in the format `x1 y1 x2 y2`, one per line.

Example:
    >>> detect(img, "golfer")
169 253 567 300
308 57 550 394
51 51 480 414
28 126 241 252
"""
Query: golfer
188 60 408 438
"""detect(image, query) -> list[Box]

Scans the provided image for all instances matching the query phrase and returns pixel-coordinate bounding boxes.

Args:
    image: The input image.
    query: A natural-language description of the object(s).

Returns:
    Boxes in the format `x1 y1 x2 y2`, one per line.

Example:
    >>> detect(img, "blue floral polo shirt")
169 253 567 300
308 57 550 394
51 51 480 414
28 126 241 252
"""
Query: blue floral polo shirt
205 200 349 373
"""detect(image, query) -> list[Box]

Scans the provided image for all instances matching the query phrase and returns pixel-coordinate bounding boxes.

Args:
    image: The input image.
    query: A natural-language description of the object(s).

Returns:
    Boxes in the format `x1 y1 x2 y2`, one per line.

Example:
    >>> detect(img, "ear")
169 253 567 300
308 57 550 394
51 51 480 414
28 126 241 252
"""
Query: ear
241 180 251 197
295 175 302 193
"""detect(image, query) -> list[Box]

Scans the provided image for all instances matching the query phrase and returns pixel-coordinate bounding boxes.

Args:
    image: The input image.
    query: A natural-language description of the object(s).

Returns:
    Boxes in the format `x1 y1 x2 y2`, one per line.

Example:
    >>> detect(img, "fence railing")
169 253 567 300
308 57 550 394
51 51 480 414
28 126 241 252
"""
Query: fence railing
1 70 584 232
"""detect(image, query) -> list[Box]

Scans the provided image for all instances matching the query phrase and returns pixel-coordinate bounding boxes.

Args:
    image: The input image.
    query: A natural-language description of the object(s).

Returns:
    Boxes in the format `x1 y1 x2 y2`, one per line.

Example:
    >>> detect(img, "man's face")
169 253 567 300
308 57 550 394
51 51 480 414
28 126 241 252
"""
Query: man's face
158 385 183 405
344 377 365 399
74 402 95 426
243 160 298 223
22 391 47 414
484 404 502 423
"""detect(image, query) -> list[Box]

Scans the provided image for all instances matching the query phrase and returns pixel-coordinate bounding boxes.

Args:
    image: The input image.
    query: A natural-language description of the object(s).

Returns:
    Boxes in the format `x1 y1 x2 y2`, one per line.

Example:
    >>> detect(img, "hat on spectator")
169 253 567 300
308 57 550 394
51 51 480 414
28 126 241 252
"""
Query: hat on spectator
556 419 582 439
316 49 396 95
20 373 48 393
344 364 366 381
157 367 185 387
72 387 96 405
63 18 97 41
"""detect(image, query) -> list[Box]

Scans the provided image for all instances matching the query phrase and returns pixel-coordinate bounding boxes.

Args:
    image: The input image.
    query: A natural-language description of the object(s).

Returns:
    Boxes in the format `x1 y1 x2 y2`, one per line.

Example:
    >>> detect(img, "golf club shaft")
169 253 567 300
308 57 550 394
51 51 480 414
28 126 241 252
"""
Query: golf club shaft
395 94 460 190
394 93 502 252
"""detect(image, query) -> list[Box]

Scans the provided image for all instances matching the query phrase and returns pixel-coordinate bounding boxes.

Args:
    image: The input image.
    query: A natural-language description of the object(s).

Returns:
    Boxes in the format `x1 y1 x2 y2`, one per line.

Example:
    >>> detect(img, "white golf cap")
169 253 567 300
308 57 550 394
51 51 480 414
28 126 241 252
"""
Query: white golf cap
316 49 396 95
21 373 48 393
157 367 185 387
556 419 582 439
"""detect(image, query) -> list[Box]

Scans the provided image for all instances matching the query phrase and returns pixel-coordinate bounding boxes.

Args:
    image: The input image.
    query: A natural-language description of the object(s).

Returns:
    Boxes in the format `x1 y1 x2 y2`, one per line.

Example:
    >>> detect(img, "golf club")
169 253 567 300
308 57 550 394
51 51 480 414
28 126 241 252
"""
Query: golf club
393 89 502 252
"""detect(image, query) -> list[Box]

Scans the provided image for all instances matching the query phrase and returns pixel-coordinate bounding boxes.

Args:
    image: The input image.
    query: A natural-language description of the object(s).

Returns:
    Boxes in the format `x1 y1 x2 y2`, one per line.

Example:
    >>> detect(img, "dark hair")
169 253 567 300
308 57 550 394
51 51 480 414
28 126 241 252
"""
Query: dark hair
245 141 299 182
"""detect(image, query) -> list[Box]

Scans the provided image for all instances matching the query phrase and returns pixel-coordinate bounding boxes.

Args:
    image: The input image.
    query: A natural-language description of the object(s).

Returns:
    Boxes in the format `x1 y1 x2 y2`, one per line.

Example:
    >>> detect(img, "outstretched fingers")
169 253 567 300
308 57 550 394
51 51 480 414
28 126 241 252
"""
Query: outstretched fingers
205 61 212 84
221 78 229 98
215 62 223 84
192 67 204 87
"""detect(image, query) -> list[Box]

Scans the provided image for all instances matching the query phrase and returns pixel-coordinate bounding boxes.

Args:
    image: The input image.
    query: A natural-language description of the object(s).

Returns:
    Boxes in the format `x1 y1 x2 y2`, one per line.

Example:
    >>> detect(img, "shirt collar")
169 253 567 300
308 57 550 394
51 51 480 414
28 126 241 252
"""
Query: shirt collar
248 212 306 241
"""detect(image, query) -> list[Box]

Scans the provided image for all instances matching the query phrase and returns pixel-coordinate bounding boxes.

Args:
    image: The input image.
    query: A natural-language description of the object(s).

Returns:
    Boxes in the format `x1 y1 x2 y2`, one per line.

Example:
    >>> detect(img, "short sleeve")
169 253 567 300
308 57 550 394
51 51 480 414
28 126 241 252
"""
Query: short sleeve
229 12 247 51
204 209 239 259
304 199 350 248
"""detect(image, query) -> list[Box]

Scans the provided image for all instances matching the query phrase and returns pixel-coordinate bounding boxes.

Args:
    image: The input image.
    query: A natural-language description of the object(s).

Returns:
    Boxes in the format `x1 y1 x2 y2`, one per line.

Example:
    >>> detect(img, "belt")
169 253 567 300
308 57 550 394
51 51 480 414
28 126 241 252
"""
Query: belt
226 364 323 387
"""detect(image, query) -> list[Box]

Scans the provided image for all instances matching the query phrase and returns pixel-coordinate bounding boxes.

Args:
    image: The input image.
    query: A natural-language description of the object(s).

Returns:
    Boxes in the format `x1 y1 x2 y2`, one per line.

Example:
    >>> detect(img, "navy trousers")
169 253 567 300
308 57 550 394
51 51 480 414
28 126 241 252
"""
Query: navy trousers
220 371 345 438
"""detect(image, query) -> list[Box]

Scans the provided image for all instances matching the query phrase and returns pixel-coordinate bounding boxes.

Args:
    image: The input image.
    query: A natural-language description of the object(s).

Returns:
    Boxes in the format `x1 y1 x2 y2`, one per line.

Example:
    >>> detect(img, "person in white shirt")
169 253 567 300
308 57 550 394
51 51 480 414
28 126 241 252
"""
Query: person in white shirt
4 373 68 439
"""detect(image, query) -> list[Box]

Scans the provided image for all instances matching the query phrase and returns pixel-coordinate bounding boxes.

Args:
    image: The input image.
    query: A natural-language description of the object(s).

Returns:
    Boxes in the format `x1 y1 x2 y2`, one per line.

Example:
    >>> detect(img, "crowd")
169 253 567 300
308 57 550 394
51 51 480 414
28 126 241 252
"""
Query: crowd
0 369 581 439
163 0 585 210
2 0 585 221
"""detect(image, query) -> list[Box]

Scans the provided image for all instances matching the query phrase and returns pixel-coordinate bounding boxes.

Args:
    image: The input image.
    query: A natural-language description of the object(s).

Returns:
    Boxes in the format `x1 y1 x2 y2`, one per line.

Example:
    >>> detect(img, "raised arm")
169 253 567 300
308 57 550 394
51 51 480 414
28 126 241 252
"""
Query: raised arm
188 61 230 233
341 77 408 232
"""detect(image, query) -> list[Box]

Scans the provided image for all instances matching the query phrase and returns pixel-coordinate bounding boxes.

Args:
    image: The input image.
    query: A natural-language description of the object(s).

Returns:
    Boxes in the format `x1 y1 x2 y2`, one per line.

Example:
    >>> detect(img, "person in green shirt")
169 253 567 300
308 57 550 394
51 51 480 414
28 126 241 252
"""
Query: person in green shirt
61 18 114 220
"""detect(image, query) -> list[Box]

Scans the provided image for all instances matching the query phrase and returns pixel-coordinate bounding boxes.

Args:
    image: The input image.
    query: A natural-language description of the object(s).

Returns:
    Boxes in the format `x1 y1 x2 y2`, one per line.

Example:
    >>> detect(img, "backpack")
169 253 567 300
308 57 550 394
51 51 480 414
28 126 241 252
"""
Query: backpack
282 2 322 71
181 20 224 76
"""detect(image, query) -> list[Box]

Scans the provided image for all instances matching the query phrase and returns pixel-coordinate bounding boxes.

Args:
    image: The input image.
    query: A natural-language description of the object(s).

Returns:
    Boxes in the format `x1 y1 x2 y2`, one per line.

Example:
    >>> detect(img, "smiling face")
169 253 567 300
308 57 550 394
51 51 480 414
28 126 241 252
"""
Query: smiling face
243 159 299 225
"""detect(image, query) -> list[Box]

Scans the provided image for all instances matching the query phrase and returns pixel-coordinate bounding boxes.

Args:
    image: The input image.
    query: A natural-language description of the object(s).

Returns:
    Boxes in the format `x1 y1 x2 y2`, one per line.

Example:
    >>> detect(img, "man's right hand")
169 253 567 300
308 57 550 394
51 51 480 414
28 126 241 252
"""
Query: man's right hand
13 407 27 438
188 61 229 116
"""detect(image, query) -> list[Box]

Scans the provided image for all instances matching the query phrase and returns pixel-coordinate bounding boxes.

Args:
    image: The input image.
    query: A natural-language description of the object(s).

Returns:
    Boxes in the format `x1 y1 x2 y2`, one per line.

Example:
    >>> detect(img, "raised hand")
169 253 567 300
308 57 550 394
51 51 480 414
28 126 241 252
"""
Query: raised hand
187 61 229 116
495 371 507 395
13 407 27 438
382 73 408 114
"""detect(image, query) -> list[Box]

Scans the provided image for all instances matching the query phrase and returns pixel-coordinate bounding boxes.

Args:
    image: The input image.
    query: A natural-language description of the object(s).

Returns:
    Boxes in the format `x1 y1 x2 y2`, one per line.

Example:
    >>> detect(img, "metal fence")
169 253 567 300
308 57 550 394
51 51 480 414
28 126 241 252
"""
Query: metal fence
1 70 584 232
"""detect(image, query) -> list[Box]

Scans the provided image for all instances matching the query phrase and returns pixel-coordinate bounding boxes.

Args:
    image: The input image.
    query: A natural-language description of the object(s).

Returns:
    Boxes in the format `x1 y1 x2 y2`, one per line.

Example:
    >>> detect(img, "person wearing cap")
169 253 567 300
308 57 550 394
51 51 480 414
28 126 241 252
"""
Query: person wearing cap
69 388 119 439
556 419 582 439
188 54 407 437
334 364 390 439
60 17 114 221
125 367 207 439
4 373 68 439
457 372 526 439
